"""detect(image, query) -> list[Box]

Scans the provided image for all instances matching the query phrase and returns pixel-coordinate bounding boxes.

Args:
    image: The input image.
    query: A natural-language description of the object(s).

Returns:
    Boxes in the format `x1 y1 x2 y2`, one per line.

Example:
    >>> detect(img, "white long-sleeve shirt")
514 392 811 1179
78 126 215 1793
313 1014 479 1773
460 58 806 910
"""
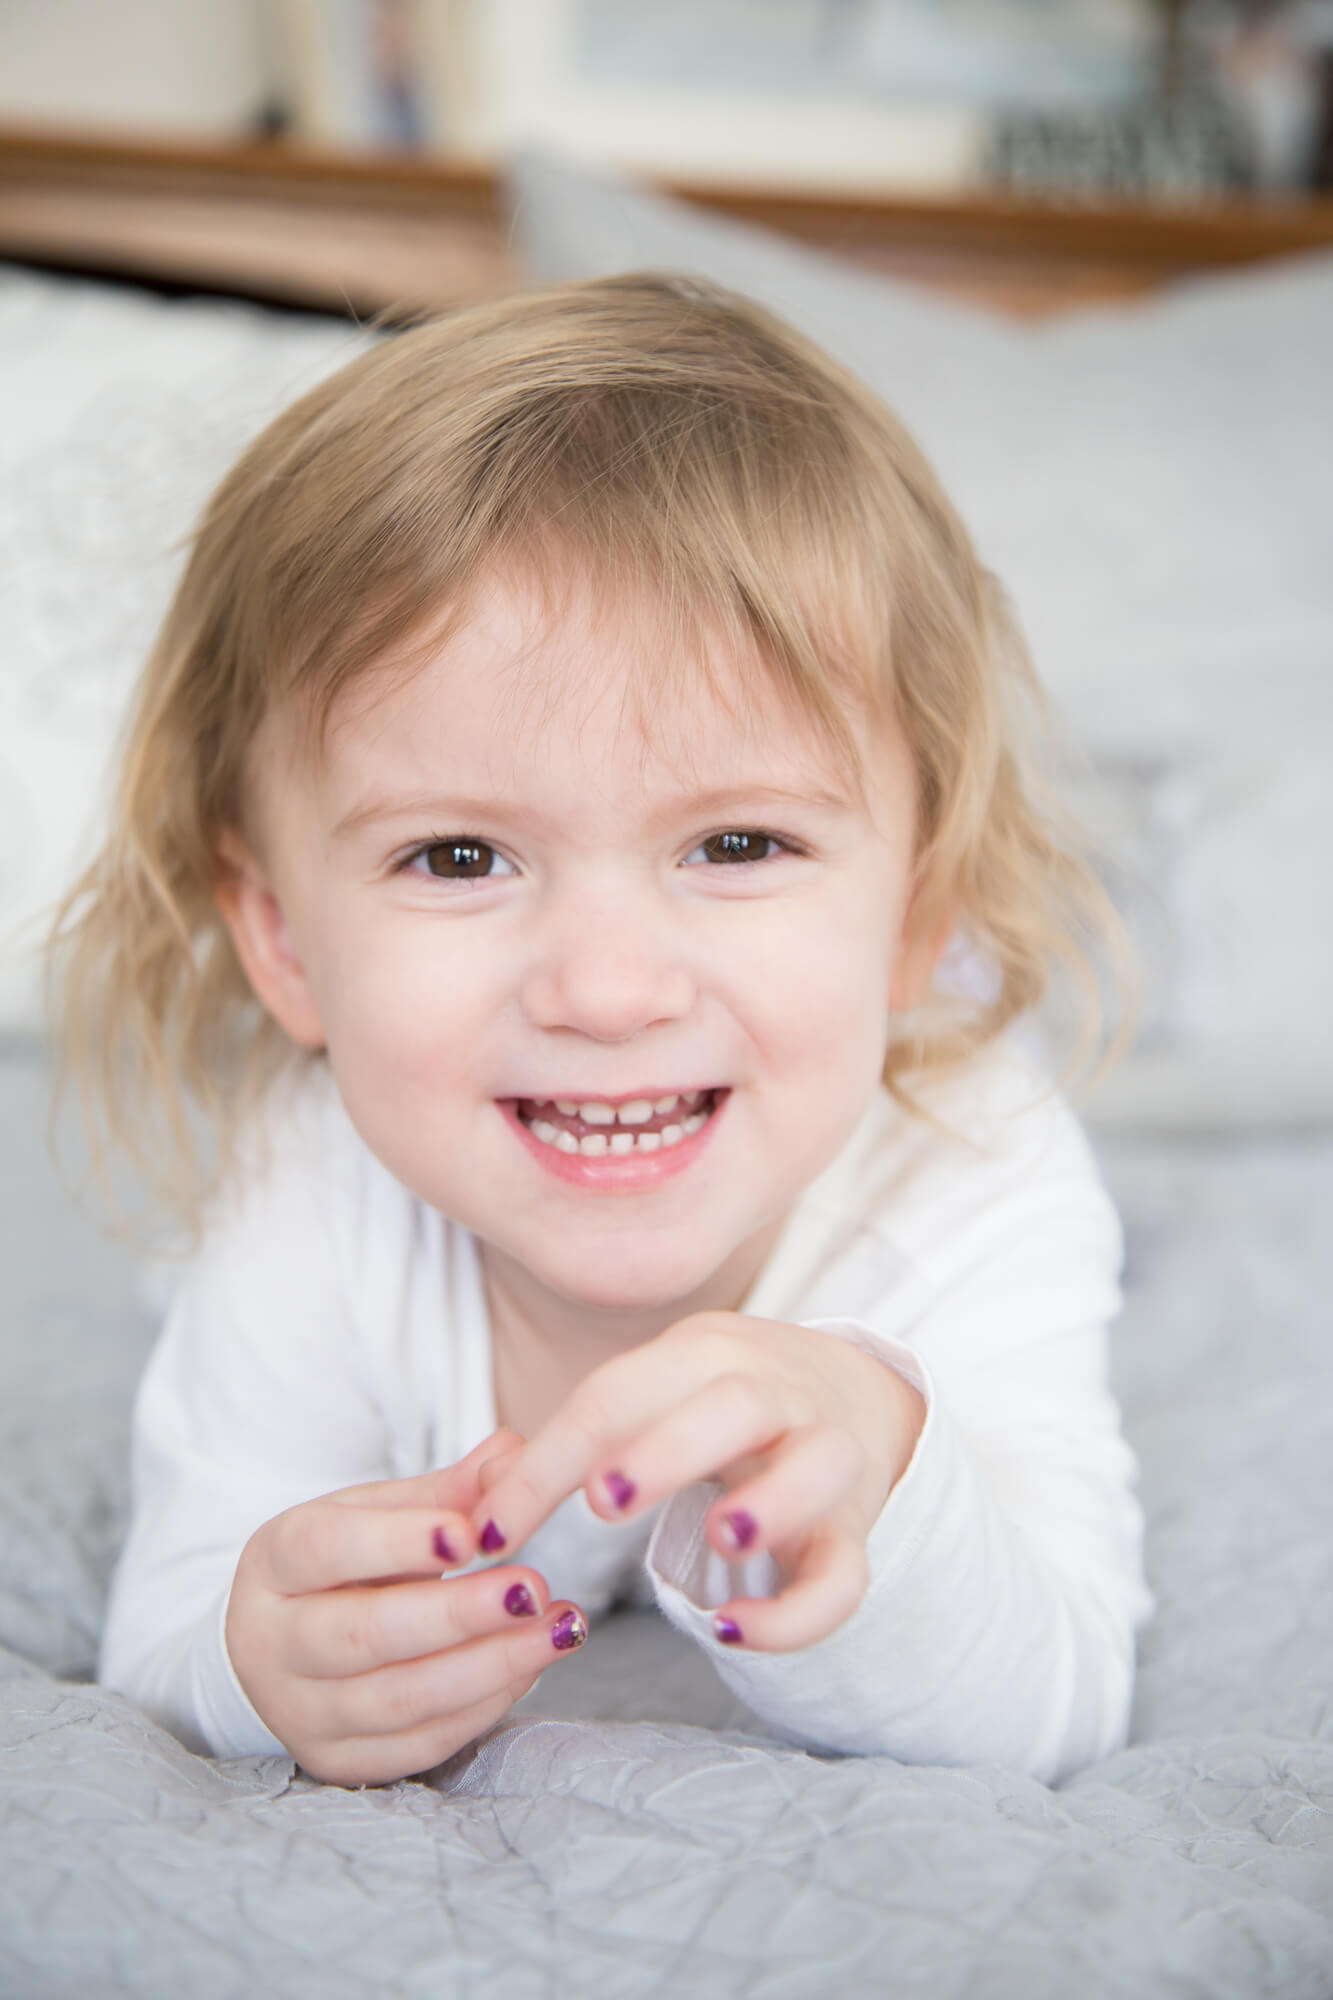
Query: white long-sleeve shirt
98 1040 1154 1784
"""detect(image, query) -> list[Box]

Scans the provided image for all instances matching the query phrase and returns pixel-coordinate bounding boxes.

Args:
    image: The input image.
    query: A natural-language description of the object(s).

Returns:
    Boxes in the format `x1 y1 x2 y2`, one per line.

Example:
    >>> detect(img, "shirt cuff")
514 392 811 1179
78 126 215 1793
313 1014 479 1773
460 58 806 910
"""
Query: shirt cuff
192 1577 292 1762
645 1317 935 1645
644 1318 1139 1776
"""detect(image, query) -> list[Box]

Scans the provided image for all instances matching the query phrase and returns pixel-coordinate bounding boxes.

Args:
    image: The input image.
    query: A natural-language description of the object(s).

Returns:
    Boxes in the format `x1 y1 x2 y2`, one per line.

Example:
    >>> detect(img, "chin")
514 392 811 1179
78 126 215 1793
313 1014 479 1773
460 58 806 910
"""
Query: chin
536 1244 717 1317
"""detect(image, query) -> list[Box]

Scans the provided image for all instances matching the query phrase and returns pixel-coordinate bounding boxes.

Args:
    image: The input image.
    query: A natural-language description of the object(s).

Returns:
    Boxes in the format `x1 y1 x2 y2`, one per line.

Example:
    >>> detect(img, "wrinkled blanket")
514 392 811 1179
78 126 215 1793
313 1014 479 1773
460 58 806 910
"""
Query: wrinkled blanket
2 1051 1331 1998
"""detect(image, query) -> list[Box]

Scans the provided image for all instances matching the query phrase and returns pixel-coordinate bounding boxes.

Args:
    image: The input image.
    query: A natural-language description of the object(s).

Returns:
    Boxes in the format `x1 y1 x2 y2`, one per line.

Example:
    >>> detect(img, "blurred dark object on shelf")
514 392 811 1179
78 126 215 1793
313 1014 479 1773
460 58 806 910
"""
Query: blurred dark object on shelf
1201 0 1330 187
985 77 1251 197
1314 51 1333 184
251 98 296 145
987 0 1333 197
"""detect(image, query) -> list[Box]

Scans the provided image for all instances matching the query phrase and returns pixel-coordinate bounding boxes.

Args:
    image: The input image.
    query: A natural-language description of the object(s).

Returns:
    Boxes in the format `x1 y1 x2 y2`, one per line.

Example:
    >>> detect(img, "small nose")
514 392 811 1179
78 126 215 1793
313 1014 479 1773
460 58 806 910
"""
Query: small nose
520 883 696 1042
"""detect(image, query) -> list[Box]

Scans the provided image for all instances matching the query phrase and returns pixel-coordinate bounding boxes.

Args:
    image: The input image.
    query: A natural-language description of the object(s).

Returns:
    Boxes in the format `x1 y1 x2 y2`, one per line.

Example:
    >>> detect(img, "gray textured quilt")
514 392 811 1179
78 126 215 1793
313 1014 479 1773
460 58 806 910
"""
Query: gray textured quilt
2 1049 1331 1998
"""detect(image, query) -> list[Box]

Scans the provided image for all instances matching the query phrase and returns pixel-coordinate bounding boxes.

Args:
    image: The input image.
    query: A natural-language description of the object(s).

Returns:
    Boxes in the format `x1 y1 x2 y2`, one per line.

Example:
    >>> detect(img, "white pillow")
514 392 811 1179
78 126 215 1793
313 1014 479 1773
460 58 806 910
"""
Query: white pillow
0 265 373 1038
503 147 1333 1133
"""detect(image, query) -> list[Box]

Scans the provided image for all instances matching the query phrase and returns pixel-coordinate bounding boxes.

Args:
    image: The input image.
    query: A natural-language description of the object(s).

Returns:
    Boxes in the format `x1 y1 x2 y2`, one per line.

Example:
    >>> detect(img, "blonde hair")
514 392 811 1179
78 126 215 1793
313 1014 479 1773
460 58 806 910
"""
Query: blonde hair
47 270 1133 1247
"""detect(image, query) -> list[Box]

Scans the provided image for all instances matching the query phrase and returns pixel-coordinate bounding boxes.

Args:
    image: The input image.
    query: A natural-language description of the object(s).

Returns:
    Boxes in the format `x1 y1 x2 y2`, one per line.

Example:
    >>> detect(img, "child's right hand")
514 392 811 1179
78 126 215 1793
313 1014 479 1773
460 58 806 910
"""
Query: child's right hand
224 1429 588 1786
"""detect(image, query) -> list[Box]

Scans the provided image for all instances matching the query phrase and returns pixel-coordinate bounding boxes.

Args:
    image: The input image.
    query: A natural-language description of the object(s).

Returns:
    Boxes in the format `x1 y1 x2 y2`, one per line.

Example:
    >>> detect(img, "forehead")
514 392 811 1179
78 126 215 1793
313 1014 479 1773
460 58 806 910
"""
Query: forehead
318 565 863 799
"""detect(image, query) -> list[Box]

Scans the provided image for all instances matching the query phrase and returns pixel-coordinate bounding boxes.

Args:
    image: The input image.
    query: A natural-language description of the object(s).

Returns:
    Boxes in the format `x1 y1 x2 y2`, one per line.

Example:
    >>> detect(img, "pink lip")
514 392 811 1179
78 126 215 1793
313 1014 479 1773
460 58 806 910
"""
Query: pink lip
498 1092 728 1191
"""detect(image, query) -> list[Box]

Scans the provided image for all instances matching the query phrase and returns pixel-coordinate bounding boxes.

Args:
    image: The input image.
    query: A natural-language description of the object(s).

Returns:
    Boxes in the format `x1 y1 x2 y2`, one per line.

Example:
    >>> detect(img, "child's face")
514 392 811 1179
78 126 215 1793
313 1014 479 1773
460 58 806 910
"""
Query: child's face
223 568 943 1316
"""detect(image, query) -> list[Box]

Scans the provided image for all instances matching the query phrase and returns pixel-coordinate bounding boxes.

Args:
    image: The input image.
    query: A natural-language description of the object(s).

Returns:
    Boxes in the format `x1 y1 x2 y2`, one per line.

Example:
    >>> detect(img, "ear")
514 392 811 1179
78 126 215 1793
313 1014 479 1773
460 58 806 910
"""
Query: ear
889 878 956 1013
213 831 326 1049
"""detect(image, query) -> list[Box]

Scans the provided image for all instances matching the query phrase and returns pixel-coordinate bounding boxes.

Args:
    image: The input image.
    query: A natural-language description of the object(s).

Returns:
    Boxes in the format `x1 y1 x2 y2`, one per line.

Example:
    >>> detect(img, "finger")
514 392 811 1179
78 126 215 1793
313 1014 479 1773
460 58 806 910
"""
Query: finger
304 1673 541 1789
325 1430 528 1516
287 1565 552 1678
579 1371 806 1524
471 1331 741 1553
315 1600 589 1740
709 1521 869 1654
264 1502 485 1595
477 1437 527 1499
700 1424 861 1559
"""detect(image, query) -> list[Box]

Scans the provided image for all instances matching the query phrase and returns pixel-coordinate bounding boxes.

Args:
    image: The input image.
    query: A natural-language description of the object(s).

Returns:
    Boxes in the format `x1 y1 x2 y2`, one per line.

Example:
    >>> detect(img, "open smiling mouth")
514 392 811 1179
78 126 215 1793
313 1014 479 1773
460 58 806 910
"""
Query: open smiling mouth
511 1088 725 1157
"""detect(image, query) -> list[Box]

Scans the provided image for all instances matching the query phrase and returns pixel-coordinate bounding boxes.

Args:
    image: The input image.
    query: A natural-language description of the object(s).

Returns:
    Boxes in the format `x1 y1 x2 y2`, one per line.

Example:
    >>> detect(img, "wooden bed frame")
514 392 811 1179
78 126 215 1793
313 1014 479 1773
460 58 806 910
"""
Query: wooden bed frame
3 124 1332 322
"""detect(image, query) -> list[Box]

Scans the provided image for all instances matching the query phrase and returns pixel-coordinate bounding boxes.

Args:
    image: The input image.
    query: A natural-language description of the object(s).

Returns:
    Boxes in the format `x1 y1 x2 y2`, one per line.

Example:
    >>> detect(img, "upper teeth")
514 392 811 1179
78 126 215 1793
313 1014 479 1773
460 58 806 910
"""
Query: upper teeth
552 1093 693 1124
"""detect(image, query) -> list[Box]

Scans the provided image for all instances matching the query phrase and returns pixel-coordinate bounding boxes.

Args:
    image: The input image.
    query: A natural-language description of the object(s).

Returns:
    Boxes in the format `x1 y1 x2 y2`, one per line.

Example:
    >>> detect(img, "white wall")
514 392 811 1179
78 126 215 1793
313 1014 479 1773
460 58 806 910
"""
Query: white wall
0 0 272 137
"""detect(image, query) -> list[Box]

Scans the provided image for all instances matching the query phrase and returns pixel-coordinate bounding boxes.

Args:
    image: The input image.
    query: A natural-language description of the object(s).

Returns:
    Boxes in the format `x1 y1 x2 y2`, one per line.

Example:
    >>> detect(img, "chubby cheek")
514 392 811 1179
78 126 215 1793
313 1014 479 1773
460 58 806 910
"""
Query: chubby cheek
307 922 496 1134
742 895 896 1138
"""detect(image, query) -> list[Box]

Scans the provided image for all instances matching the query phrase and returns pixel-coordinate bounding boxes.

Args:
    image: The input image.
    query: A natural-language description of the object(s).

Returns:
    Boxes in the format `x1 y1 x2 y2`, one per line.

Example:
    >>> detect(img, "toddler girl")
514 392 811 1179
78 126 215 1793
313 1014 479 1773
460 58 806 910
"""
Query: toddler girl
53 271 1152 1789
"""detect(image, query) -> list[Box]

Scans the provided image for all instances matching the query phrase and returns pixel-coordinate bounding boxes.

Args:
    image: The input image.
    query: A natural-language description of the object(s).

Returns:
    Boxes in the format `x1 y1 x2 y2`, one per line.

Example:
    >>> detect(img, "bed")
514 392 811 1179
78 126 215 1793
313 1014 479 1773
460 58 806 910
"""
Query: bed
1 148 1331 1996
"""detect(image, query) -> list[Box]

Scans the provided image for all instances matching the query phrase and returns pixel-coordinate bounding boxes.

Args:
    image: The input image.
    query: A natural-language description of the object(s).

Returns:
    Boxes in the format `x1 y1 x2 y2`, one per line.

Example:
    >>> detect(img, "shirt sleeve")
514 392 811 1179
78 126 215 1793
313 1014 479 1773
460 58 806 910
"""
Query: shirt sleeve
644 1094 1154 1786
97 1075 391 1761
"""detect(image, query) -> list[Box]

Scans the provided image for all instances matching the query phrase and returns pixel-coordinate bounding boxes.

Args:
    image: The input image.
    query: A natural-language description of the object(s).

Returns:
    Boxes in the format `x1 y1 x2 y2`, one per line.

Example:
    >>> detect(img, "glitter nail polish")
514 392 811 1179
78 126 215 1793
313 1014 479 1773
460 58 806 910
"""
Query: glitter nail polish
504 1582 536 1617
550 1609 588 1652
479 1519 506 1553
432 1526 457 1565
603 1469 637 1509
714 1616 743 1645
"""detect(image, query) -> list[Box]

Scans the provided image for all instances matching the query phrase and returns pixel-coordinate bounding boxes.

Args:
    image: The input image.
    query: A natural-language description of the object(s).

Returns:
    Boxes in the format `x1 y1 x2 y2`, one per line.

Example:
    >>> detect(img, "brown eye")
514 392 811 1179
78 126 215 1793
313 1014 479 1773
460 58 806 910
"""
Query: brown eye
698 831 778 865
421 840 504 879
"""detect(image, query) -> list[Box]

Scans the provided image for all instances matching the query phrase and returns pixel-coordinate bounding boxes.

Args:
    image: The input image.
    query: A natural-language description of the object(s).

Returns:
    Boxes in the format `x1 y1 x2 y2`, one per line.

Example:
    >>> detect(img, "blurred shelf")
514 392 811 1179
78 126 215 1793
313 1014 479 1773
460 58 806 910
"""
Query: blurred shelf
0 126 511 320
3 124 1332 322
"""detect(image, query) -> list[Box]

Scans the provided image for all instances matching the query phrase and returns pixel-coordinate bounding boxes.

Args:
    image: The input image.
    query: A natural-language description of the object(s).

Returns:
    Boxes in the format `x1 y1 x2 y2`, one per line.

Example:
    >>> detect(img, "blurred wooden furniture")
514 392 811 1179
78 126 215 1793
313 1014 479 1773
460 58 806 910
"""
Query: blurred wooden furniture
3 124 1333 322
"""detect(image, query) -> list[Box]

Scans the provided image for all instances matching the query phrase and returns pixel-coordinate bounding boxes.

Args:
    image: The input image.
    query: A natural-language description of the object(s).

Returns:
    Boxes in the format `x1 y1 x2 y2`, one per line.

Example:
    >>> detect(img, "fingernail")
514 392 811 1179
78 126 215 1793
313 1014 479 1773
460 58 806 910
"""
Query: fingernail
479 1519 506 1553
714 1616 743 1646
721 1508 758 1552
550 1609 587 1652
603 1468 636 1510
432 1526 458 1565
504 1582 537 1617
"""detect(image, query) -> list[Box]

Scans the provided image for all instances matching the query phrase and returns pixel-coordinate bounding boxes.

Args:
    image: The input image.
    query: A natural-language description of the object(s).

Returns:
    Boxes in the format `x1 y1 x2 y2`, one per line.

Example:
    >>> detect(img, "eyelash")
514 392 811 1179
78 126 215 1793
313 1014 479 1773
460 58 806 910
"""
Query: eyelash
395 829 804 883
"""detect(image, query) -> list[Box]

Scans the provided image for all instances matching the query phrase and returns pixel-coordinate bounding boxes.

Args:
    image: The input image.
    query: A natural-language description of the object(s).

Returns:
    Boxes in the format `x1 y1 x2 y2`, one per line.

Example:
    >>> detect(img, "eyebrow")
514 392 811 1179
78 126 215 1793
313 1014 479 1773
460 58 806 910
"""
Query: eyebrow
332 782 852 840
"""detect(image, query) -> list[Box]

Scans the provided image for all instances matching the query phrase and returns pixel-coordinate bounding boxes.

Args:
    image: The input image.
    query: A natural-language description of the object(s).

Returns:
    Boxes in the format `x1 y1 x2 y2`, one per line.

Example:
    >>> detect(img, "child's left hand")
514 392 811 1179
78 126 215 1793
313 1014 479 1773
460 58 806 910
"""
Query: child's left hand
471 1312 926 1651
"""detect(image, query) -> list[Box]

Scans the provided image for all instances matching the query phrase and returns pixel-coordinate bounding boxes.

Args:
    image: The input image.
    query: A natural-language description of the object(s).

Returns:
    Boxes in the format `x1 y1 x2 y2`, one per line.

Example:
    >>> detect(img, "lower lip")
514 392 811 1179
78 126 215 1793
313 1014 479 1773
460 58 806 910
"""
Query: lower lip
498 1093 728 1191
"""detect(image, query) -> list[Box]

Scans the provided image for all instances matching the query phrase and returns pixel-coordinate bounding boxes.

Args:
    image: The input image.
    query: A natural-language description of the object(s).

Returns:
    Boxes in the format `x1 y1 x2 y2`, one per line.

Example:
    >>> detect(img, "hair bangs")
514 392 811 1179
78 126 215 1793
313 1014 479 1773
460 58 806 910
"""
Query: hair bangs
264 356 889 807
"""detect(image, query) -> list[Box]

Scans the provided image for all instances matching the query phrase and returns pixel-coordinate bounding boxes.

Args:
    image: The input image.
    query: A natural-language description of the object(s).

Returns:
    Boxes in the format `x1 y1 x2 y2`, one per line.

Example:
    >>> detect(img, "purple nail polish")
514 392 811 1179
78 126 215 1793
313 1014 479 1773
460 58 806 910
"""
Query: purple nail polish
504 1582 536 1617
479 1519 506 1553
722 1508 758 1551
432 1526 457 1565
550 1609 587 1652
714 1616 743 1645
604 1468 636 1510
